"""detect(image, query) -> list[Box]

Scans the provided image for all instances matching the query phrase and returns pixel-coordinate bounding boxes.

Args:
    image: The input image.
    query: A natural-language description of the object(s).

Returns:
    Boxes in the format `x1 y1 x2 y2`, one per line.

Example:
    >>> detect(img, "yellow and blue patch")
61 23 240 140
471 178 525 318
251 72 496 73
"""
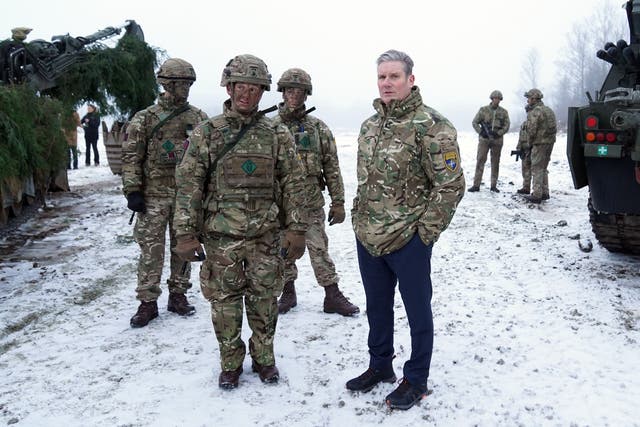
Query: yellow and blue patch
444 151 459 172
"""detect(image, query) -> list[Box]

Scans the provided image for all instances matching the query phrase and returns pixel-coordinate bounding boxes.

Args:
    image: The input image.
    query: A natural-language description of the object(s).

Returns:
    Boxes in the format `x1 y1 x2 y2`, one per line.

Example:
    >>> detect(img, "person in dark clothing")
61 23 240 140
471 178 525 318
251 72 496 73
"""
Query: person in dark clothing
81 104 100 166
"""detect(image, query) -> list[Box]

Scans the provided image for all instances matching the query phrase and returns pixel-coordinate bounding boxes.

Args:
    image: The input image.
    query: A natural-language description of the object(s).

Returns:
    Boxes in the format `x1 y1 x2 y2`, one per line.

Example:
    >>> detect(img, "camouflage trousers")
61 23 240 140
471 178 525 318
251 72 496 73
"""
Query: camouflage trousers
199 228 283 371
531 143 554 198
283 207 339 287
520 148 532 191
133 196 191 301
472 138 503 188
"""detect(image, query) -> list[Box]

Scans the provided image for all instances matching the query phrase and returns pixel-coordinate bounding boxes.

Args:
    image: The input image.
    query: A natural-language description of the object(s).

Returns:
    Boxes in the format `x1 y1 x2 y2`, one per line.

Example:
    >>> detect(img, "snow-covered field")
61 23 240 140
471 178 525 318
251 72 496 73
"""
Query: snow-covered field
1 131 639 427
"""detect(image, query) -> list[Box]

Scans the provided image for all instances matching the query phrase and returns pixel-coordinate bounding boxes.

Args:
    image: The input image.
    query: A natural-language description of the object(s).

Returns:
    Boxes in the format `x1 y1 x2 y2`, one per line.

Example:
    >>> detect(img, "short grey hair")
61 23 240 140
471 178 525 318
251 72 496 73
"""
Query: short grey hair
376 50 414 75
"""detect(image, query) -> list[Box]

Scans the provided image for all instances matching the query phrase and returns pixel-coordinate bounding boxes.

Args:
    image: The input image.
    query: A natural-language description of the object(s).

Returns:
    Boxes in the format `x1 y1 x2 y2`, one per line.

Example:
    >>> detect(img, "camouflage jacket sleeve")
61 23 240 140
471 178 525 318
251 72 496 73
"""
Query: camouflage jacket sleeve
317 119 345 205
275 124 309 233
526 107 544 144
471 107 483 134
173 122 211 237
418 117 465 244
121 110 148 195
496 107 510 137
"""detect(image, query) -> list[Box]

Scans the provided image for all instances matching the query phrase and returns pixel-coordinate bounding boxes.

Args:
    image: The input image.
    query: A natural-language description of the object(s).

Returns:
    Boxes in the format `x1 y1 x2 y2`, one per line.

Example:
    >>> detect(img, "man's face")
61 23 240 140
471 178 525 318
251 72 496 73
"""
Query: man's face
490 97 501 107
163 80 192 104
526 96 536 107
227 82 264 115
377 61 414 104
283 87 307 109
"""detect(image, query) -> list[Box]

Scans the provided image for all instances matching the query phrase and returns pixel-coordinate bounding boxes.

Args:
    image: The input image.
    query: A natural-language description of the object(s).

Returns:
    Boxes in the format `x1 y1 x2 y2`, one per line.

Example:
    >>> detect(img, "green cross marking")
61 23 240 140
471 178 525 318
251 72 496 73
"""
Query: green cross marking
242 159 257 175
597 145 608 156
162 140 175 152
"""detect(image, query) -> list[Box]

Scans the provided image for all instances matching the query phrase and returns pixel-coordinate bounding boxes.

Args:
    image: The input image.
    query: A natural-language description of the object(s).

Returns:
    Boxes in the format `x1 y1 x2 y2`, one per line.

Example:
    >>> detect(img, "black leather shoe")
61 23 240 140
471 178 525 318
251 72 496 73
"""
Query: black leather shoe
252 361 279 383
219 366 243 389
385 378 427 410
346 367 396 392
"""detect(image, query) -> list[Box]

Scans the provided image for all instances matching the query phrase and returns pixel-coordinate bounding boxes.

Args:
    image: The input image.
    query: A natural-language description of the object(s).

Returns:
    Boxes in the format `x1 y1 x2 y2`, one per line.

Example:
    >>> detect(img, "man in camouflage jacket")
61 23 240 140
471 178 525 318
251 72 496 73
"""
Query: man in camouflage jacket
272 68 358 317
172 54 308 390
523 88 557 203
346 50 465 411
469 90 510 192
122 58 208 328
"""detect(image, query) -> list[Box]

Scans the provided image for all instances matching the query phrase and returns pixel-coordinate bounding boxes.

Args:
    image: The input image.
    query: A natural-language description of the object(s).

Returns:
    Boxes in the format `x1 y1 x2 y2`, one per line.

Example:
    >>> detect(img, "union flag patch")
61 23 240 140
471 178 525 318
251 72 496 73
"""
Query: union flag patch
444 151 459 172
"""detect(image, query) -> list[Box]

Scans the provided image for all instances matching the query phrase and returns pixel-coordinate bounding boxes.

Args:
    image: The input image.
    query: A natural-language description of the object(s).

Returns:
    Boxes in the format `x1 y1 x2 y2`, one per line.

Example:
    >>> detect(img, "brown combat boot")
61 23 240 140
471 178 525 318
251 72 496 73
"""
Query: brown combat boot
516 188 530 194
219 366 243 390
167 292 195 316
252 361 279 383
130 301 159 328
278 281 297 314
323 284 359 316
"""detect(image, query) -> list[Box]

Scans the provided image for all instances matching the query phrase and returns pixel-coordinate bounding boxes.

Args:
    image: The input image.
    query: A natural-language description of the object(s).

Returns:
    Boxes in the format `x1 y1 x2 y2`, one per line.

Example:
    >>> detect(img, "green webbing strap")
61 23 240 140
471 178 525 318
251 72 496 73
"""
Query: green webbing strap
149 103 191 140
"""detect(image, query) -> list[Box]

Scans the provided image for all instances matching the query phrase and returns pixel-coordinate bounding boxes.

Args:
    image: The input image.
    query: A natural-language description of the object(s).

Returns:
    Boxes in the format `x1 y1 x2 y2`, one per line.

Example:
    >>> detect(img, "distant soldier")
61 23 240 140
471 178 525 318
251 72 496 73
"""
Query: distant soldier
469 90 510 192
522 88 557 203
122 58 208 328
273 68 359 317
172 54 308 390
515 106 533 194
0 27 32 83
347 50 465 410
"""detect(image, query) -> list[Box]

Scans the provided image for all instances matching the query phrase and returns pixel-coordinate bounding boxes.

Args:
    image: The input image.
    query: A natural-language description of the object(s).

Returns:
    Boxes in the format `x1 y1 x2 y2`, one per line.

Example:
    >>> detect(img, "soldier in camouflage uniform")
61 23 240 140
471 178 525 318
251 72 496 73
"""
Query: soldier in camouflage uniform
272 68 359 317
346 50 465 411
172 54 308 390
122 58 208 328
522 88 557 203
515 106 533 194
469 90 510 193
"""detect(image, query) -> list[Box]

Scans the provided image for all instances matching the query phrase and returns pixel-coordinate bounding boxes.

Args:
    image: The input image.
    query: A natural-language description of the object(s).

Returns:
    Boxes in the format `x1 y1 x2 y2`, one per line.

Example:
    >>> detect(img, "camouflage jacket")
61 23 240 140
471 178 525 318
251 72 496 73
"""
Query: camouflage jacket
352 86 465 256
472 104 510 142
272 103 345 209
525 100 557 145
122 93 208 197
173 100 308 239
516 121 529 150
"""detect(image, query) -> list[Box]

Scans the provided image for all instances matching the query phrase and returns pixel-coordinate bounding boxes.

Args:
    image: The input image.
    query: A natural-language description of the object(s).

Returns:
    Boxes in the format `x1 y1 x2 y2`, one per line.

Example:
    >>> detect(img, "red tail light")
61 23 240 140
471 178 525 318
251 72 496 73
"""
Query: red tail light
606 132 617 143
585 116 598 129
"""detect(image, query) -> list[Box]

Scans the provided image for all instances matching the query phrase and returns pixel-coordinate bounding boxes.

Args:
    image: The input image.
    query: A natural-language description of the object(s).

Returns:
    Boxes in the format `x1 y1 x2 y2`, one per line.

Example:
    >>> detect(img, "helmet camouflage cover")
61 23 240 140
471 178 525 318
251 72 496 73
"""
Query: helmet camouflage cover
490 90 503 100
220 54 271 91
277 68 312 95
524 88 543 99
157 58 196 85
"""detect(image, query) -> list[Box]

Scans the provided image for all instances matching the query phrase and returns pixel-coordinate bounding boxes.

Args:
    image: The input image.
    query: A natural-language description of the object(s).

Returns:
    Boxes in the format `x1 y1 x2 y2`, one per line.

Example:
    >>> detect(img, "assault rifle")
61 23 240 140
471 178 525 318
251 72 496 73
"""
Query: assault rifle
511 149 525 161
479 122 496 139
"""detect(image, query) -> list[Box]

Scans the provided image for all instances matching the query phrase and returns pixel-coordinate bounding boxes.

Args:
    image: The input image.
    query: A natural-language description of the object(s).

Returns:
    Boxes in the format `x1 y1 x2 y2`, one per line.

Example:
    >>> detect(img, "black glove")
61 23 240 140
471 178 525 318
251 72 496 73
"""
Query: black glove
127 191 146 213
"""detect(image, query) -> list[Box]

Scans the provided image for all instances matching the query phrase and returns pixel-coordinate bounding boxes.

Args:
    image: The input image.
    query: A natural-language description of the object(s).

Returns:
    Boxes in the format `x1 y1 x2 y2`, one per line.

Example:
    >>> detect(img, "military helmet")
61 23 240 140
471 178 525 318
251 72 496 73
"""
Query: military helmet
277 68 313 95
11 27 32 42
156 58 196 85
525 88 543 99
220 54 271 91
490 90 503 100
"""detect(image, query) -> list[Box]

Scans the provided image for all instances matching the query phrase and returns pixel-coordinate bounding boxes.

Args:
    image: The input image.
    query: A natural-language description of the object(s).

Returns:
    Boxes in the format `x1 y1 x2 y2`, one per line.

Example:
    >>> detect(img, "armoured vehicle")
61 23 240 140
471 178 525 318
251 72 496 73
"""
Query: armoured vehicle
567 0 640 254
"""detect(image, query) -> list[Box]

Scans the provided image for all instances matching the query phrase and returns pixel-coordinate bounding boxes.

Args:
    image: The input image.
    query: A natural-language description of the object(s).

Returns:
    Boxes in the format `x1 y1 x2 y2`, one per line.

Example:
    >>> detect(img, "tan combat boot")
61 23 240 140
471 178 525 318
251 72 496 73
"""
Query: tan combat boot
278 281 297 314
323 284 359 316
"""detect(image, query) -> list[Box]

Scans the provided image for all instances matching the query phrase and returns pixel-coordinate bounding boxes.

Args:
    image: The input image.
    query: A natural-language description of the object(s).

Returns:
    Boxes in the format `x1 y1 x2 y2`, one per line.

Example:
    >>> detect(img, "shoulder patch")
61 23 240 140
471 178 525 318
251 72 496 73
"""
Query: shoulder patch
444 151 459 172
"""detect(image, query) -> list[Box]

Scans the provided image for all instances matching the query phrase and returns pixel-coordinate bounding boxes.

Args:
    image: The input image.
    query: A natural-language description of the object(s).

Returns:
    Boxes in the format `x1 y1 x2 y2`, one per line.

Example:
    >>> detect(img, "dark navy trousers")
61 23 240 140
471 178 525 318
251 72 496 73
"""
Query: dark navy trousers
356 233 433 387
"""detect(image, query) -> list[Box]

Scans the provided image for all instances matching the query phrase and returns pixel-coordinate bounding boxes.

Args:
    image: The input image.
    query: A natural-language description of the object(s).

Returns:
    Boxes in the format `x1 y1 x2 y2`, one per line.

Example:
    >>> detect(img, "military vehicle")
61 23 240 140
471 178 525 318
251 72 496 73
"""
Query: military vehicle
567 0 640 254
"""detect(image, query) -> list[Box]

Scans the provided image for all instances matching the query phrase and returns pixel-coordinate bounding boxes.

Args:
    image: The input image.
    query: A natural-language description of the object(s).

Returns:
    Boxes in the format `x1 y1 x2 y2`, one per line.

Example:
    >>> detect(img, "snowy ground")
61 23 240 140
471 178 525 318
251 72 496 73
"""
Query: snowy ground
0 131 639 427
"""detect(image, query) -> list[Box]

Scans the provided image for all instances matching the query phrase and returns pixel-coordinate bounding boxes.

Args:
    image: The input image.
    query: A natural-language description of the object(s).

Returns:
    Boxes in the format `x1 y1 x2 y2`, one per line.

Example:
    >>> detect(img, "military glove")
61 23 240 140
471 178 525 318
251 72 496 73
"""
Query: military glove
126 191 146 213
175 234 206 262
327 203 345 225
282 231 306 260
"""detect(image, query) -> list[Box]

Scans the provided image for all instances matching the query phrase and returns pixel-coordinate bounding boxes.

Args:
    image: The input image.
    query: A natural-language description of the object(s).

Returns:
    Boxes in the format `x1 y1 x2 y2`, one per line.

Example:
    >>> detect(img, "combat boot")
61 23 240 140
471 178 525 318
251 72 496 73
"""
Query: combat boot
167 292 195 316
252 361 279 383
516 188 530 194
278 281 297 314
130 301 159 328
490 186 500 193
219 366 243 390
467 185 480 192
323 284 359 316
525 194 543 204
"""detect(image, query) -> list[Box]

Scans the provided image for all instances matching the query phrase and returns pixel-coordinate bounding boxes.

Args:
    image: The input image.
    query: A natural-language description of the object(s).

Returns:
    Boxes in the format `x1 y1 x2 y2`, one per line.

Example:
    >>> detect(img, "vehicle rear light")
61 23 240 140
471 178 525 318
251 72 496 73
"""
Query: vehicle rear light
606 132 616 143
585 116 598 129
585 132 596 142
596 132 605 142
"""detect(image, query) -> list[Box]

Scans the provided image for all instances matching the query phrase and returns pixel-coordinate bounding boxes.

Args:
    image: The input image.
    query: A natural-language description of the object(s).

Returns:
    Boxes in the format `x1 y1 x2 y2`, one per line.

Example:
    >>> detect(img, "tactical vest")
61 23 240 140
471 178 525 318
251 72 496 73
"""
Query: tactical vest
202 116 281 237
289 119 322 178
142 104 199 185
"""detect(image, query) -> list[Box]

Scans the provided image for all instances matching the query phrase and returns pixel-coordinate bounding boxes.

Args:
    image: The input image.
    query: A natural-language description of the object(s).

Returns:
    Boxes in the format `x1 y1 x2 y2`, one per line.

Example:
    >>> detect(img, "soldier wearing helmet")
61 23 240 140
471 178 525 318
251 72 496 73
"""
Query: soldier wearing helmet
122 57 208 328
469 90 511 193
273 68 359 317
172 54 308 389
521 88 557 203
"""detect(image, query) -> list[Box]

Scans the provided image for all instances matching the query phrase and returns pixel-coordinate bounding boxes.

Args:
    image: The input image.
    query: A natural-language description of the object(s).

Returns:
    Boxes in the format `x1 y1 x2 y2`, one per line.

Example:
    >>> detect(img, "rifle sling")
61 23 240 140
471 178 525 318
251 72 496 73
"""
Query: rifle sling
149 103 191 140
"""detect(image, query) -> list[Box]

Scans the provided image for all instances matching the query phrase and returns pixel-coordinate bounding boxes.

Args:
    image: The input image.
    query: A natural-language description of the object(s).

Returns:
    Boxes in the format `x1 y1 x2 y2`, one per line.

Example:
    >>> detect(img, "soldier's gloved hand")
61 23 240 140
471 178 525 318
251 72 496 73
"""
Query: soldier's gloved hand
282 231 305 260
126 191 146 213
175 234 205 262
327 203 345 225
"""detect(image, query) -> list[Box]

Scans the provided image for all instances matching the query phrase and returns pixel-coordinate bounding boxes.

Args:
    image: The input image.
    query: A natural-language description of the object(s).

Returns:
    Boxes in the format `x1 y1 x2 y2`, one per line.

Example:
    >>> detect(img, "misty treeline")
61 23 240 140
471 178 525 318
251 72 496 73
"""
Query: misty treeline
519 0 626 129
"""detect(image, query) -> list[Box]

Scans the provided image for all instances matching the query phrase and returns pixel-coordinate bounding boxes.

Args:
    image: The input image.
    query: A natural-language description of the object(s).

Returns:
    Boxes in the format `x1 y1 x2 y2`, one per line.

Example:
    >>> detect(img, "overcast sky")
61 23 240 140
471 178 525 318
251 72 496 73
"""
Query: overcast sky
2 0 626 132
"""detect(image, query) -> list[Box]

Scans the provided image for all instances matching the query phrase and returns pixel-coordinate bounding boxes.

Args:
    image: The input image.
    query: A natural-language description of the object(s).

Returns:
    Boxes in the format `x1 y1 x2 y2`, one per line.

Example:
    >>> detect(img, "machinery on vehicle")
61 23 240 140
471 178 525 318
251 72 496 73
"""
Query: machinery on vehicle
567 0 640 254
